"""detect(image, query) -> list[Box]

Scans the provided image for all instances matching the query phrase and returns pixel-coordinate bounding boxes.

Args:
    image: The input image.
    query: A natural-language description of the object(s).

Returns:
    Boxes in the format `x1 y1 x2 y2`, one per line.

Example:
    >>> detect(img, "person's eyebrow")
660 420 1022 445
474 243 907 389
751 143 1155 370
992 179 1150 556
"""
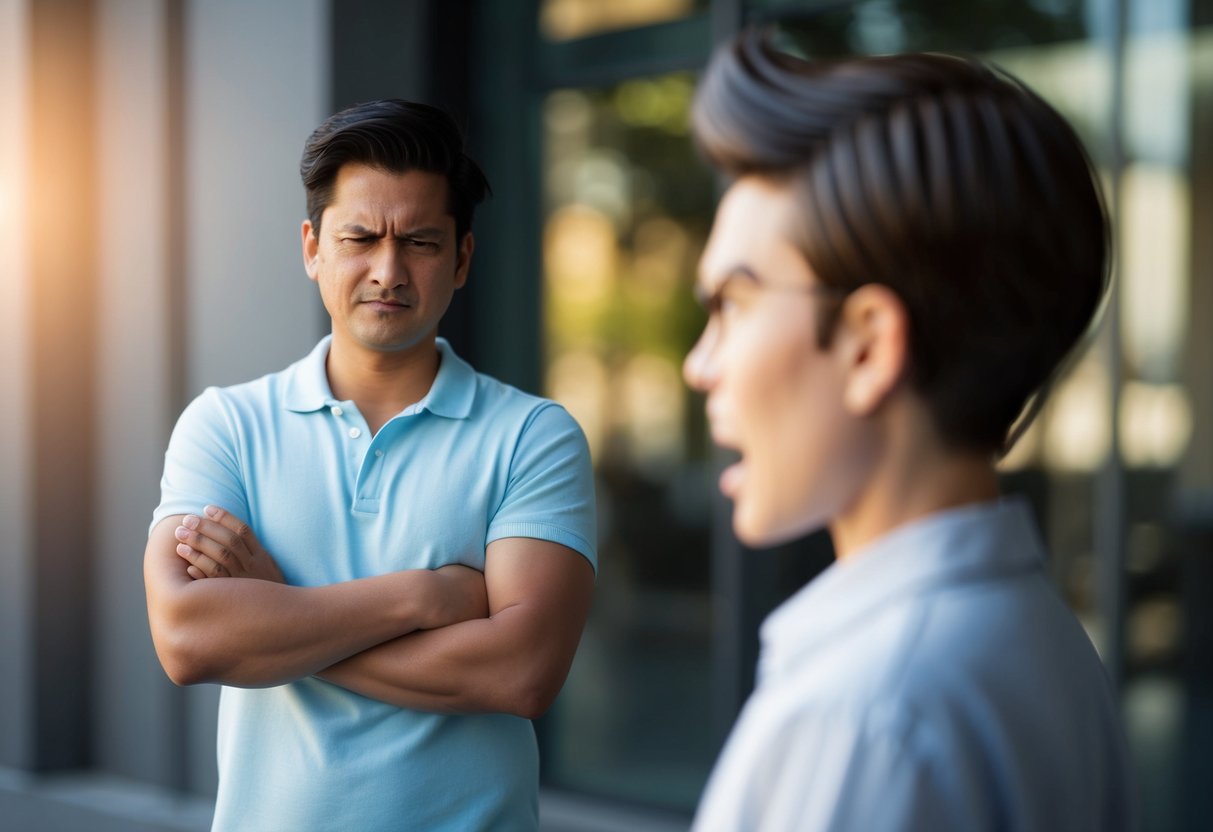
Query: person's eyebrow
397 227 446 239
694 264 760 304
336 223 380 236
335 224 448 240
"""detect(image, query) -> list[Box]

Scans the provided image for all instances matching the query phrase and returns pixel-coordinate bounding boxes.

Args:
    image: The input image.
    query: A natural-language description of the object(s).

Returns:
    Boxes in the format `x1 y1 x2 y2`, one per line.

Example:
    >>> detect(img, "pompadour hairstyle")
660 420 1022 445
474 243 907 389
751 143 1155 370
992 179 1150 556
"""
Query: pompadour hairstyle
692 29 1110 454
300 99 491 240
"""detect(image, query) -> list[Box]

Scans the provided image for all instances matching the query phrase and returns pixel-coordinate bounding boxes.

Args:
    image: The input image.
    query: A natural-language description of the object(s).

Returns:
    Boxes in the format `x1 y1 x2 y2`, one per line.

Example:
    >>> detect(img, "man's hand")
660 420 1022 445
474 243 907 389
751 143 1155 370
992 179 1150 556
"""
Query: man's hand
173 505 486 629
174 506 286 583
146 512 491 688
424 564 490 630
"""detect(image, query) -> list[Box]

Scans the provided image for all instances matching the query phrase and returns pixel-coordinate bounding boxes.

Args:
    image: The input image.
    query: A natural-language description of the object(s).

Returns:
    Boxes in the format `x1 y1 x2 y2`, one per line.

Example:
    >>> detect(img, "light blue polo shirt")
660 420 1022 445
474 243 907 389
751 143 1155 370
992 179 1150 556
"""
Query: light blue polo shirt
152 336 597 832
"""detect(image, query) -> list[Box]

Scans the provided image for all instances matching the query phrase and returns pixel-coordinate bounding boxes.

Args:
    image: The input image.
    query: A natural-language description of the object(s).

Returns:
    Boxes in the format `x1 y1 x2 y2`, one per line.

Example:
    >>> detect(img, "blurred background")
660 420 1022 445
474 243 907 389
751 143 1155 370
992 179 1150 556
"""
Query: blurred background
0 0 1210 830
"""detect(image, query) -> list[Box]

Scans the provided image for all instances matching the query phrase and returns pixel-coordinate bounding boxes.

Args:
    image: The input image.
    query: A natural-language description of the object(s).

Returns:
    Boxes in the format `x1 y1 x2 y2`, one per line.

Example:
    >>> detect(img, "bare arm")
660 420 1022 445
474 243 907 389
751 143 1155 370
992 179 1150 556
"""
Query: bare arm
317 536 595 718
144 514 487 688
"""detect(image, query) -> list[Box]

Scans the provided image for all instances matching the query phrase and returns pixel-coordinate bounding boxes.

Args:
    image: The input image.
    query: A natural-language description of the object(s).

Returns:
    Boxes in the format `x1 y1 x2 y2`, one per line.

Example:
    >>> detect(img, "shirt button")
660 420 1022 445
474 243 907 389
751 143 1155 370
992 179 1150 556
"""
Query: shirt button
330 406 343 417
348 427 362 439
374 449 384 458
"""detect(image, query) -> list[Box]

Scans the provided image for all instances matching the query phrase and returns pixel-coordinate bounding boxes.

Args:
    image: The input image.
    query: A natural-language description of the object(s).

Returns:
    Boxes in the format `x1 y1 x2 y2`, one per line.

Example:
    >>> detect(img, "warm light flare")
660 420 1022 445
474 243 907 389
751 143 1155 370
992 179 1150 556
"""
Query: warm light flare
0 178 16 227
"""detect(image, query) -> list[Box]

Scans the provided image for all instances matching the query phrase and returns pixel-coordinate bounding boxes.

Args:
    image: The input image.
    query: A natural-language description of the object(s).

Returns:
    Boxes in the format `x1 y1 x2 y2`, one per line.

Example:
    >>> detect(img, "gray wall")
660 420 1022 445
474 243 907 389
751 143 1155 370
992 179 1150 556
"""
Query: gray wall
1 0 327 824
0 0 33 775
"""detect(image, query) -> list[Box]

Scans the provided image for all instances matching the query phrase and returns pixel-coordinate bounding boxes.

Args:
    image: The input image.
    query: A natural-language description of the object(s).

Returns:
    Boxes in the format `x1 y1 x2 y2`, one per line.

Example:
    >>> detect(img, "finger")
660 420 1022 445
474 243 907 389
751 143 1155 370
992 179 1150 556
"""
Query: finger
176 541 229 578
176 523 239 572
203 505 253 542
182 513 247 555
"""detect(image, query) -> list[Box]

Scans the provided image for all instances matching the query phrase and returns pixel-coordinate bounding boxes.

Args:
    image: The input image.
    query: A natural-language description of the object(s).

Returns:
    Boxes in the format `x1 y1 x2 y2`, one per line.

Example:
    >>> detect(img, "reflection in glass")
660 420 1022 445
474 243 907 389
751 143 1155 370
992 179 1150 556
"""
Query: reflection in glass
540 0 705 42
540 74 717 810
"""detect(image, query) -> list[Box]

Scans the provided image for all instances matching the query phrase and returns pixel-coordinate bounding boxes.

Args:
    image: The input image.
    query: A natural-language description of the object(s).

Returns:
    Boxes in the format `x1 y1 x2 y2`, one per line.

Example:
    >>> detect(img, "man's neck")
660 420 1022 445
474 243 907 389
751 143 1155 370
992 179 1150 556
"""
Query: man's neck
325 335 441 435
828 410 1000 561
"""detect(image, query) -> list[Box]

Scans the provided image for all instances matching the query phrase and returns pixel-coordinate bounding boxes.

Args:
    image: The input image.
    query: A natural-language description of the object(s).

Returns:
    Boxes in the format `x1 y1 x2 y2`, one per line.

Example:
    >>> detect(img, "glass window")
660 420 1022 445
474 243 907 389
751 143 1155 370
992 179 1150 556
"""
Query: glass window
538 73 718 811
540 0 708 42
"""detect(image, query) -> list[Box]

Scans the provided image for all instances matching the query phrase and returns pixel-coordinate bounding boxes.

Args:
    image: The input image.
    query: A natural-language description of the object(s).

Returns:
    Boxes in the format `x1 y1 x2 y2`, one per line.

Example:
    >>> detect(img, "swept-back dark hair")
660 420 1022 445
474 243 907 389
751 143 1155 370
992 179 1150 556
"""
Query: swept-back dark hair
300 99 490 239
693 29 1110 454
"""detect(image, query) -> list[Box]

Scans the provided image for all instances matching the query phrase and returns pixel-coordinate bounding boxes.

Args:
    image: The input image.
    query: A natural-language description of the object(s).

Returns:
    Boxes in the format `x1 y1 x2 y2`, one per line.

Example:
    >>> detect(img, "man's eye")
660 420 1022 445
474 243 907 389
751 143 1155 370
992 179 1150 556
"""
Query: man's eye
407 239 439 250
342 236 374 244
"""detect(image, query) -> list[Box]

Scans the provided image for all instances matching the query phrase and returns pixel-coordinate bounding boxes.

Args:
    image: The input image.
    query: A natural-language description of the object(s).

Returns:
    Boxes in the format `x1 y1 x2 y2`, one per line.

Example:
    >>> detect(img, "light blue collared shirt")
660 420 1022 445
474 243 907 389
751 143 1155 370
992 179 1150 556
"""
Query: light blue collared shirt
153 336 597 832
693 498 1134 831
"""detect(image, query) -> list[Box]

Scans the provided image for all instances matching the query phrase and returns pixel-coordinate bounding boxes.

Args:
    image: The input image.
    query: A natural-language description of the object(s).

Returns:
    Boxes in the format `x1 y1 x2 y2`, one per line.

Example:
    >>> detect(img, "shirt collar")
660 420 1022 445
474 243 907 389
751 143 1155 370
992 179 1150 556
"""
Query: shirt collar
418 338 476 419
281 336 335 412
758 497 1046 682
280 335 476 420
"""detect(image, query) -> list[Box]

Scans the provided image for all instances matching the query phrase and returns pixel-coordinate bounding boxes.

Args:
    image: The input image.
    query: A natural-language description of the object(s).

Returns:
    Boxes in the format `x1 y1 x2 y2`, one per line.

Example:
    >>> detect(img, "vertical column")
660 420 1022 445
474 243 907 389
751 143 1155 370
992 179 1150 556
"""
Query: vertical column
92 0 188 789
28 0 98 772
183 0 329 396
180 0 329 795
1179 3 1213 824
469 0 543 392
0 0 33 772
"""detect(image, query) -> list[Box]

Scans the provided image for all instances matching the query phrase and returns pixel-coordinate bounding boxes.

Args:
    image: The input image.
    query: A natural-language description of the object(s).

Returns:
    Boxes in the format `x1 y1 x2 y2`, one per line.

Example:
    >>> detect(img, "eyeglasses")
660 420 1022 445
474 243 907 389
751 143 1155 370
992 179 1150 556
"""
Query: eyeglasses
693 267 846 333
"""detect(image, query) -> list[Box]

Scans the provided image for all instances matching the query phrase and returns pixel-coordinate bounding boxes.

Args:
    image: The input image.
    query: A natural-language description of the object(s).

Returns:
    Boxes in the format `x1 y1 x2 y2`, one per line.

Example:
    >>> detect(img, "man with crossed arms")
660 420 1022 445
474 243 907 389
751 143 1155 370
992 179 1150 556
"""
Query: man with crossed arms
144 100 597 831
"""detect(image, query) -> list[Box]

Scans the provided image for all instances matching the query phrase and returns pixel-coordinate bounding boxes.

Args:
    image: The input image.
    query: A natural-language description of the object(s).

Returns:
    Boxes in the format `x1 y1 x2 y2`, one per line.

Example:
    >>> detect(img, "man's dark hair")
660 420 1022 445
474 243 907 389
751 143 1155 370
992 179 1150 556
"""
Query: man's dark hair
692 29 1110 454
300 99 491 240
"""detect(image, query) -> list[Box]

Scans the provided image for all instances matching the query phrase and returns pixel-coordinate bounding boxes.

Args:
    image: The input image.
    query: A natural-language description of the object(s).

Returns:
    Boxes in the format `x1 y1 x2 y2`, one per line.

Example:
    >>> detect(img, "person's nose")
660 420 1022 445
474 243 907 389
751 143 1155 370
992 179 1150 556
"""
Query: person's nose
370 240 409 289
683 322 720 392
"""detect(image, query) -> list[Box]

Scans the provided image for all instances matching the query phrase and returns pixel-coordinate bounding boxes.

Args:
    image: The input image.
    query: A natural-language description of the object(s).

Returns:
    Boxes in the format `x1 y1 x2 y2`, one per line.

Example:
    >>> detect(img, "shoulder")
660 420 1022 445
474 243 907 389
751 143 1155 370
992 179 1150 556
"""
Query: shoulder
467 371 586 444
177 364 294 426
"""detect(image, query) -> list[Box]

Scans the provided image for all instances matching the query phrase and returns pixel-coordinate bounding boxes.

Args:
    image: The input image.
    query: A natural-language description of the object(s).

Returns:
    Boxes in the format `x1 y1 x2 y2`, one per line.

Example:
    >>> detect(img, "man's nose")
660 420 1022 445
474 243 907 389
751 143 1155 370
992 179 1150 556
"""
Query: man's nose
371 241 409 288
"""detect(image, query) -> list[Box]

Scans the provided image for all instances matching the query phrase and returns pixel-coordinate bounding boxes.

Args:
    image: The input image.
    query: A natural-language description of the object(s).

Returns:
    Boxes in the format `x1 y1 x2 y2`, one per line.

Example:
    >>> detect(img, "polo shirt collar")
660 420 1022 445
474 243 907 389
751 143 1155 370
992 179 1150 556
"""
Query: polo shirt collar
281 336 335 412
758 497 1045 683
280 335 476 419
419 338 476 419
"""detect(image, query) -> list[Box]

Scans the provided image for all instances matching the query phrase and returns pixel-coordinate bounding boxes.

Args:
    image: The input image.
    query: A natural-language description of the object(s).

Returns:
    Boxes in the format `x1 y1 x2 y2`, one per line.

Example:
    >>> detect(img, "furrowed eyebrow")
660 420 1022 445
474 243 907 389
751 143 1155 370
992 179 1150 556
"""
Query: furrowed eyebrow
400 227 445 238
337 224 379 236
335 225 447 240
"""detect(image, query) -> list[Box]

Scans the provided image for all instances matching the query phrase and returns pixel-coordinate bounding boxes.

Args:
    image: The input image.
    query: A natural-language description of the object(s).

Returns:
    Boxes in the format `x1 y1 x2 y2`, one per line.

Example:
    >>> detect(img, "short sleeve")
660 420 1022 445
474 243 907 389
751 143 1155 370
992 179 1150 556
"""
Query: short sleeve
487 402 597 572
150 387 250 535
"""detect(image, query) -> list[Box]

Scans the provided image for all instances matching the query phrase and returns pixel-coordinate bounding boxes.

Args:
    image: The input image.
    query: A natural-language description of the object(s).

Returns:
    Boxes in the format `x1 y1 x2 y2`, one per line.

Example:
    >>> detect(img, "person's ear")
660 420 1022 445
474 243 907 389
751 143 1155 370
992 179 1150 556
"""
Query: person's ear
832 284 910 416
453 231 474 289
301 220 320 282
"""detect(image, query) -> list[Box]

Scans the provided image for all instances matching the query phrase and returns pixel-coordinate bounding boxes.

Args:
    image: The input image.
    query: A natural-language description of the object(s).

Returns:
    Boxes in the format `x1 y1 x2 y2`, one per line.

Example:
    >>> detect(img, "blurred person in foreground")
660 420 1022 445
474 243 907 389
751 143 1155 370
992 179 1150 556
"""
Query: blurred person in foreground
683 29 1134 831
143 100 596 831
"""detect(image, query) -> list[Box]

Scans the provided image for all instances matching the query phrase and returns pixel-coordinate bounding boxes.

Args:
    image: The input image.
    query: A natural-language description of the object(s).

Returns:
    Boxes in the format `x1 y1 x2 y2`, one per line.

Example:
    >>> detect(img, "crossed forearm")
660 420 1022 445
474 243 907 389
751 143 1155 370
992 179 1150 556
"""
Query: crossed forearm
318 601 577 718
146 512 487 689
148 567 452 688
146 513 590 717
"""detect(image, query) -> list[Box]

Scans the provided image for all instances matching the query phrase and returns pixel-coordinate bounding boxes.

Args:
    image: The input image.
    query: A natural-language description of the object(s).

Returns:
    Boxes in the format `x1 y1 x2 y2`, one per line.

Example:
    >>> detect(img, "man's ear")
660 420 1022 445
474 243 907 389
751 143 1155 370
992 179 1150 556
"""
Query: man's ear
453 231 475 289
301 220 319 282
833 284 910 416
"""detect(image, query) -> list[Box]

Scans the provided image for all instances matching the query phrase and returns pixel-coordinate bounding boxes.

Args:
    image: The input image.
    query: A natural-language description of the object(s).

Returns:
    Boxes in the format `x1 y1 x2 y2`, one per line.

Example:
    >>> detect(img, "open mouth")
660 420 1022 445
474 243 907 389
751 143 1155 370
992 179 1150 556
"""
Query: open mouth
719 452 745 499
708 440 744 499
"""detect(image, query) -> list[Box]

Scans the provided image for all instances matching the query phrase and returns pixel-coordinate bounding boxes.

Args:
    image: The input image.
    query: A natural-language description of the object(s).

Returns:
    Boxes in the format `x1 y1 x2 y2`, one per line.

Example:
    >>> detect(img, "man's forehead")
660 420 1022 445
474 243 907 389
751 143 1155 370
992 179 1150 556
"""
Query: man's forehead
324 165 454 229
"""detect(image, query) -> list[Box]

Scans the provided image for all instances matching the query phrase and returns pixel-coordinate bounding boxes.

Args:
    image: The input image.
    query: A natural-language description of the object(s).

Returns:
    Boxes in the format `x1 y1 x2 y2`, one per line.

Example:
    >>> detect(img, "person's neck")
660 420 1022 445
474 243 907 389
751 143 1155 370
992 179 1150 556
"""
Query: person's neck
325 334 441 435
828 413 1000 562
